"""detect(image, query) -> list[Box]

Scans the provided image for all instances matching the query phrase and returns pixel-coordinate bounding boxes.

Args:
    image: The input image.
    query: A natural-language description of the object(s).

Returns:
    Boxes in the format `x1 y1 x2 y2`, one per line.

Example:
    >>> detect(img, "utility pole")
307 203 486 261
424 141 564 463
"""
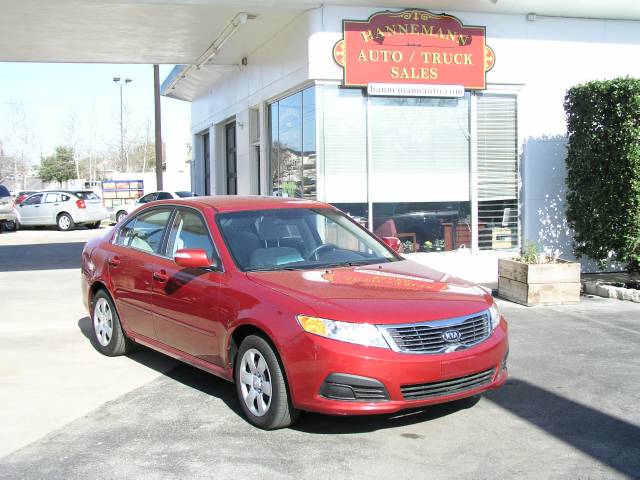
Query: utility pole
153 65 163 190
113 77 132 172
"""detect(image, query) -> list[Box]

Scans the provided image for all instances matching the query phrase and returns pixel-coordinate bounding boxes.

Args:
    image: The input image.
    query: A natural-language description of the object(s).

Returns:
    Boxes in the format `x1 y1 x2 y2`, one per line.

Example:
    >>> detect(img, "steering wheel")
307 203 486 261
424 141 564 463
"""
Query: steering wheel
306 243 338 261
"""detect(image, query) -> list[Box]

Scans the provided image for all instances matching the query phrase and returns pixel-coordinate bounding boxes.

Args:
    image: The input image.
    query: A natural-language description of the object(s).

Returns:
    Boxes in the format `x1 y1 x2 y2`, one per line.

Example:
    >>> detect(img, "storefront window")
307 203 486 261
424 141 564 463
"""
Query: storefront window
318 85 517 253
269 86 316 198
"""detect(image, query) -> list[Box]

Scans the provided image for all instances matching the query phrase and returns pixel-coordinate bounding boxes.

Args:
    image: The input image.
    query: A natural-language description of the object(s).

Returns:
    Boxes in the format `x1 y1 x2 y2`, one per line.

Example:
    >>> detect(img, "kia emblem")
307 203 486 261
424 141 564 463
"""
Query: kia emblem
442 329 461 343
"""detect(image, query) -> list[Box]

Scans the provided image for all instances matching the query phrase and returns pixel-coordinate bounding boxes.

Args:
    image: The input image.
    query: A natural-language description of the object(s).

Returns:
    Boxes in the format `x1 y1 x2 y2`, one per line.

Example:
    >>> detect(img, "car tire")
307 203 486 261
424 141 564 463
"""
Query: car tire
235 335 299 430
87 221 101 229
57 212 75 231
116 211 128 223
4 220 18 232
91 289 131 356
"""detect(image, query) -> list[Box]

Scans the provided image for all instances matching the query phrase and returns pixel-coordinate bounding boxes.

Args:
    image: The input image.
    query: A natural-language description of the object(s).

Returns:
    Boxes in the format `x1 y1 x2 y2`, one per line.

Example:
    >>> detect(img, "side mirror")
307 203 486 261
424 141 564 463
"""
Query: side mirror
381 236 401 253
174 248 217 270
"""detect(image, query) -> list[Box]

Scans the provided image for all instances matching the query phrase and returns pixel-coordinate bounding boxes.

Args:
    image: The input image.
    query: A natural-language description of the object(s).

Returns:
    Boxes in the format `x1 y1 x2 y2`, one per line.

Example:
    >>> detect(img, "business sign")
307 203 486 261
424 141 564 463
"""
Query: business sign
333 9 495 90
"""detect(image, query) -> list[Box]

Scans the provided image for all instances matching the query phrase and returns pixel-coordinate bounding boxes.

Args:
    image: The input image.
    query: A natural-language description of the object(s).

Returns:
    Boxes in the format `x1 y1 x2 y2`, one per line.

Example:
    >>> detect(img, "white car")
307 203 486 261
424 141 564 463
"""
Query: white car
15 190 108 231
109 191 196 223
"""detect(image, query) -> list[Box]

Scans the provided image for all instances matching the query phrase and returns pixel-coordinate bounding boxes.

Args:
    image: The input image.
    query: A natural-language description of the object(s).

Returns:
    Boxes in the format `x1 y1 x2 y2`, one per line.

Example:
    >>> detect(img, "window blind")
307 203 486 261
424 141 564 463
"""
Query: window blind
322 87 368 203
477 94 518 250
369 96 470 202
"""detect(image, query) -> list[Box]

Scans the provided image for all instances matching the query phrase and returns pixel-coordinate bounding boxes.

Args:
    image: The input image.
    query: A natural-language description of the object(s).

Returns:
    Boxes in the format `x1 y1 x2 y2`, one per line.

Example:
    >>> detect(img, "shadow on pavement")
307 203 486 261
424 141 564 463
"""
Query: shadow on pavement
78 316 244 419
0 242 85 271
292 396 479 434
485 378 640 477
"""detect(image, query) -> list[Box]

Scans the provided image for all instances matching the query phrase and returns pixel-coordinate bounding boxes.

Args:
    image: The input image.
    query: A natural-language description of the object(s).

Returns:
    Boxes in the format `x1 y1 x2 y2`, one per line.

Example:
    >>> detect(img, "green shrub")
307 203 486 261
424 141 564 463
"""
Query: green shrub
564 78 640 271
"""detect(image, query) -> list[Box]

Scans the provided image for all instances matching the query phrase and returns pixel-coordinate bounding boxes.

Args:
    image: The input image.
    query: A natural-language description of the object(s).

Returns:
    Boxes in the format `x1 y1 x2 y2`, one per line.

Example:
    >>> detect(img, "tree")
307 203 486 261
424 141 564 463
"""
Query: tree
564 77 640 271
39 146 77 185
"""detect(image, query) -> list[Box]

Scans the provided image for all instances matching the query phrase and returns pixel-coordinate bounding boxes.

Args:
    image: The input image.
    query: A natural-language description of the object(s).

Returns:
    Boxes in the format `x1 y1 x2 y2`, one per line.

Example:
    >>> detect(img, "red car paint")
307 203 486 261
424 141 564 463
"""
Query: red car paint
81 196 508 416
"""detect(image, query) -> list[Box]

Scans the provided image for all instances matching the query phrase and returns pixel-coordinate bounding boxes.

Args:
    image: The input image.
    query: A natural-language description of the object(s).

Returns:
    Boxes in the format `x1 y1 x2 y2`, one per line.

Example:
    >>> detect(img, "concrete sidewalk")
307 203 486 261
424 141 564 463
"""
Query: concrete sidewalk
0 228 177 457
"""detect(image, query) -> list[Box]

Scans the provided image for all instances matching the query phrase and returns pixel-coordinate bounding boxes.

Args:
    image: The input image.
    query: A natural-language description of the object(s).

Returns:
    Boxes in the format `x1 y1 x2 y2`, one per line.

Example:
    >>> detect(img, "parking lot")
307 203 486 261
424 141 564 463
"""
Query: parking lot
0 227 639 479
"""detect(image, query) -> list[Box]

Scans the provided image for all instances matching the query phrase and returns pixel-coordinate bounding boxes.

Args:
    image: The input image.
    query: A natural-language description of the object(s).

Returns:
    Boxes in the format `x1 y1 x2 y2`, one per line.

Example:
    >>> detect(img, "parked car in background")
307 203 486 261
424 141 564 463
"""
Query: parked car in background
16 190 108 231
82 196 508 429
15 190 39 205
108 191 196 223
0 184 18 232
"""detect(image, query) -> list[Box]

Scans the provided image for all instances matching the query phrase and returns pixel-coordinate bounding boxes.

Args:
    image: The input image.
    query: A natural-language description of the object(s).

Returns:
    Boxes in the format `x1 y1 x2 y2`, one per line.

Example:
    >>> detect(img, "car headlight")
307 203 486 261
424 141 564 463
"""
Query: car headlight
296 315 390 349
489 302 501 330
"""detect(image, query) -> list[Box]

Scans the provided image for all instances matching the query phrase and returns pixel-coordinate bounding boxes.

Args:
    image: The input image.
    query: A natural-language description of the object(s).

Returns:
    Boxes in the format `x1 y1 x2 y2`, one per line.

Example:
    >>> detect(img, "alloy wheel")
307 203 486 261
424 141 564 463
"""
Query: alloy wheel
239 348 273 417
59 215 71 230
93 297 113 347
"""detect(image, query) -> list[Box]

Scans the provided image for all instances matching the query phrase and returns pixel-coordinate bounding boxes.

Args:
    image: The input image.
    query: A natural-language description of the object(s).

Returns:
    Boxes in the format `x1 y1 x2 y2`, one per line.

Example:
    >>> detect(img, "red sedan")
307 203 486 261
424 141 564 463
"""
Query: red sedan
81 196 508 429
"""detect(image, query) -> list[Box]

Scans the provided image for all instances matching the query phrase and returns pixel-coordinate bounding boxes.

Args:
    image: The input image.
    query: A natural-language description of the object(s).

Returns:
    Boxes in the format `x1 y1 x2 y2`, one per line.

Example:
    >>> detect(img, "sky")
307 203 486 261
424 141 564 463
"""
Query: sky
0 63 191 164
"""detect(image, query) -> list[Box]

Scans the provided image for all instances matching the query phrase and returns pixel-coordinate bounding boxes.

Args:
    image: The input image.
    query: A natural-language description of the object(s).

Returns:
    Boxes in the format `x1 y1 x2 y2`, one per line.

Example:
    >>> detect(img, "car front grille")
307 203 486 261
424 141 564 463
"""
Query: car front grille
400 368 495 400
379 311 491 354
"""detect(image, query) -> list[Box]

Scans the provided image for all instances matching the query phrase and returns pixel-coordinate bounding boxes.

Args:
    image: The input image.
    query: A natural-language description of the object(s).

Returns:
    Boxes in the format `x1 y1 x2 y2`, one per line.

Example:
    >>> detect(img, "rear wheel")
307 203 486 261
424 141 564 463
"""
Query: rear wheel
87 221 101 229
92 290 131 356
57 212 75 231
235 335 299 429
116 211 128 223
4 220 18 232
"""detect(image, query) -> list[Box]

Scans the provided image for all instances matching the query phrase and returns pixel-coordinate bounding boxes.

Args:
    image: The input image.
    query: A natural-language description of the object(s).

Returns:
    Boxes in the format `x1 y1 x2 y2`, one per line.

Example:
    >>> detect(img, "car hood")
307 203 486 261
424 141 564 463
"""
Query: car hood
246 259 492 325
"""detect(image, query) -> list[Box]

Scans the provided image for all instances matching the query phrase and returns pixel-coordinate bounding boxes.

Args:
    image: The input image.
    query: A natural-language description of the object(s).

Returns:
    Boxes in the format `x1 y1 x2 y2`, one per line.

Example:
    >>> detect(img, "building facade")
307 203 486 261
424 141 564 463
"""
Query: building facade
163 5 640 267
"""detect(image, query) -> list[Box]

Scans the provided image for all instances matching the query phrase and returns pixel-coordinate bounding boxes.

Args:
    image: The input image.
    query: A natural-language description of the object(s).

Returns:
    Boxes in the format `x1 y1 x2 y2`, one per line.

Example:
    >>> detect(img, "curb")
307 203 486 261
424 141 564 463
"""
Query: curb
582 280 640 303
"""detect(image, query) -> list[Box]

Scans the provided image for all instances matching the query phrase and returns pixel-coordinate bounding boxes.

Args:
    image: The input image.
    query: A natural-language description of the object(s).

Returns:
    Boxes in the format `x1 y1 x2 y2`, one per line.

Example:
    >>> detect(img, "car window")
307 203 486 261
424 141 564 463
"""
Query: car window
138 193 157 204
75 191 99 200
218 208 397 271
156 192 173 200
61 194 70 201
23 194 43 205
166 209 217 262
0 185 10 197
175 191 194 198
114 208 173 254
44 193 62 203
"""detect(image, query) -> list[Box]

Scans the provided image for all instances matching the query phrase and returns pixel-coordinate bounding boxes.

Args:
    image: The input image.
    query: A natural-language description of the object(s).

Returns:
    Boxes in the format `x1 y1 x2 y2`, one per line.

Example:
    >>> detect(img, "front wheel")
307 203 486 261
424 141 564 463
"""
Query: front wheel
116 211 128 223
57 213 75 231
235 335 299 429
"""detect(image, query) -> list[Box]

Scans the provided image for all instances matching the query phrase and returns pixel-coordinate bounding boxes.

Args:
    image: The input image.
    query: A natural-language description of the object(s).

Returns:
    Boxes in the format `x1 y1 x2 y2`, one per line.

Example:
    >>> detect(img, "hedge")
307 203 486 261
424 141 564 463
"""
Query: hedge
564 77 640 271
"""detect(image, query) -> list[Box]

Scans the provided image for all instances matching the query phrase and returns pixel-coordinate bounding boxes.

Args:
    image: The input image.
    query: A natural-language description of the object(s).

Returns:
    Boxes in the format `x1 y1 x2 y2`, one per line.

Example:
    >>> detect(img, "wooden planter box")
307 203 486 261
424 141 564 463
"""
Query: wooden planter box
498 258 581 306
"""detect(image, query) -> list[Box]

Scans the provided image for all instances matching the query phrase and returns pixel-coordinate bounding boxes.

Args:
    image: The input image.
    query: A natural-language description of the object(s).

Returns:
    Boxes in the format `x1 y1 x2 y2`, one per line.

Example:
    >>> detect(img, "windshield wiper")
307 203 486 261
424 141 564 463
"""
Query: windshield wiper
247 264 314 272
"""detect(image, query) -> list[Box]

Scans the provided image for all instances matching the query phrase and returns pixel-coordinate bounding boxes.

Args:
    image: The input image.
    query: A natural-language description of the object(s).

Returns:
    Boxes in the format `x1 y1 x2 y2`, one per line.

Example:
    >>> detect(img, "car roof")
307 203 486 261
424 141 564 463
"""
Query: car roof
151 195 330 213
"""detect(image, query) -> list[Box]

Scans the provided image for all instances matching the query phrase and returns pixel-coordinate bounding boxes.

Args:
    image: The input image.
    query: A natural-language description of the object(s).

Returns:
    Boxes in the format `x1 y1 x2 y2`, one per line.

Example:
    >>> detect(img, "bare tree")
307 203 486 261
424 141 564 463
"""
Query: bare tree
1 102 37 191
63 110 82 179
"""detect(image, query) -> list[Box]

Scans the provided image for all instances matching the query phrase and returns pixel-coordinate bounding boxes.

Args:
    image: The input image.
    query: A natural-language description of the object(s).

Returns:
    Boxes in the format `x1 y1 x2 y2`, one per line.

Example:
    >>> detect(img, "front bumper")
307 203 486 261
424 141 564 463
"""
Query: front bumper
284 320 508 415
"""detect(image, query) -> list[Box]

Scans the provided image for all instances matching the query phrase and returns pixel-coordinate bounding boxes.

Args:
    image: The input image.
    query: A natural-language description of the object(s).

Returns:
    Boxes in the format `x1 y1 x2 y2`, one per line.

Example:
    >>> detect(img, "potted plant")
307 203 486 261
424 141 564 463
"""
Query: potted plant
498 243 581 306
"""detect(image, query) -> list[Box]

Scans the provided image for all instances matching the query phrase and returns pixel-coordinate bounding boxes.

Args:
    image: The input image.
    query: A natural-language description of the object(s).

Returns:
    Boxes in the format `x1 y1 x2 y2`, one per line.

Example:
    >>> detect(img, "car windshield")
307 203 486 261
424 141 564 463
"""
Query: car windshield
75 191 100 200
175 191 194 198
217 208 399 272
0 185 10 197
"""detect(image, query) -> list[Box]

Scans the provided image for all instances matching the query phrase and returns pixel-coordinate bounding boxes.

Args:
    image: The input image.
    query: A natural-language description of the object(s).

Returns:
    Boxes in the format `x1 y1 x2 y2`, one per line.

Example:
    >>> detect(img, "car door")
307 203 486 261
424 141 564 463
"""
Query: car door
40 192 64 224
151 207 224 365
17 193 45 224
107 206 174 340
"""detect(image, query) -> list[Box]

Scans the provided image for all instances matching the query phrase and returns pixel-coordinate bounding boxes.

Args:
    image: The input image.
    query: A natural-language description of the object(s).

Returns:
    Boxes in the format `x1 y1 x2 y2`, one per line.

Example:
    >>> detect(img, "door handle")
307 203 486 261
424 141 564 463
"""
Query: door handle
153 270 168 282
108 256 121 267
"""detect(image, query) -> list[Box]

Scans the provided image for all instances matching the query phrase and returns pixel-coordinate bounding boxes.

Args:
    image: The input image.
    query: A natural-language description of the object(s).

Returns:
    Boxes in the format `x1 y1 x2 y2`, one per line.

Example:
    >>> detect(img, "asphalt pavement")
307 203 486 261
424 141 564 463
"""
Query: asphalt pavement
0 227 639 479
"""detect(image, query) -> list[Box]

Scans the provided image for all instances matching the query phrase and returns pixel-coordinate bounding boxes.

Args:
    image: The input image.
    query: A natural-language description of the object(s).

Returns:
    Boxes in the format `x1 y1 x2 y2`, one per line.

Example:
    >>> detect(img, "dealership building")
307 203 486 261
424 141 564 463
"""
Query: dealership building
158 3 639 267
